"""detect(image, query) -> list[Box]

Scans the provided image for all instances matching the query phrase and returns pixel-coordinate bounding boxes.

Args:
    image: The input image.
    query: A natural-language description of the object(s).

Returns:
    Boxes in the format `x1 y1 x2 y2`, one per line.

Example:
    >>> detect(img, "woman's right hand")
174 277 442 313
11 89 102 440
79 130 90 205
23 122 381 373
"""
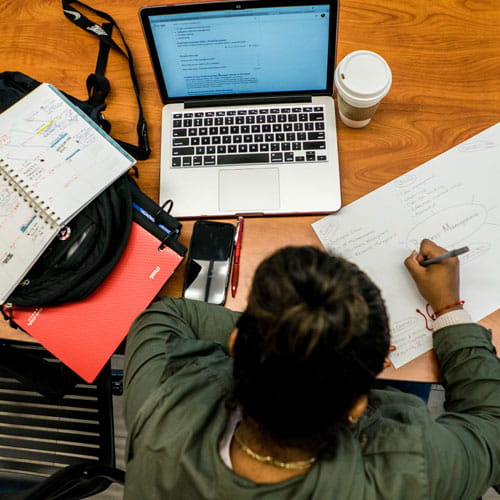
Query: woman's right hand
404 239 462 316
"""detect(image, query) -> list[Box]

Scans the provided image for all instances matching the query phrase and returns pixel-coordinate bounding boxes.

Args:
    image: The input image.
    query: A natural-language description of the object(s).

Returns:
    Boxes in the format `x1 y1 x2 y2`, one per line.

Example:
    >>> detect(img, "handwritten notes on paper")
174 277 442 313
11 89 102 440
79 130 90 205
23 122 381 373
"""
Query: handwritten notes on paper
0 84 132 220
0 83 135 304
313 123 500 367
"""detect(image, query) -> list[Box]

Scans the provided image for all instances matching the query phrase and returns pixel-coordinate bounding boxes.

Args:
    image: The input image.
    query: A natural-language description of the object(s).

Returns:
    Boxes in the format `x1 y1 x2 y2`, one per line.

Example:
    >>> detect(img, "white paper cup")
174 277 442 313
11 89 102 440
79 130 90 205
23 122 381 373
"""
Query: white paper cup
334 50 392 128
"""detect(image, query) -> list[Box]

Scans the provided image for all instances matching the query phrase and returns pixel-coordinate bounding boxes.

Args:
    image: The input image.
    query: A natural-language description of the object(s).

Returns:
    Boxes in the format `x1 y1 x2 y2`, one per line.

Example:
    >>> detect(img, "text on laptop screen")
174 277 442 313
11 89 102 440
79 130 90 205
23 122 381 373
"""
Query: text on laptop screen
149 5 331 98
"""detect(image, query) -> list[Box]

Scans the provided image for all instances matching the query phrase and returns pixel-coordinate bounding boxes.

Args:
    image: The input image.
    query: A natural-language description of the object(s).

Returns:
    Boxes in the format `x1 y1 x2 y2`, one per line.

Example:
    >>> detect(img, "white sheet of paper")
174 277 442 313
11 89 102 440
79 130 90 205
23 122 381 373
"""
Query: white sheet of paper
313 123 500 368
0 83 135 304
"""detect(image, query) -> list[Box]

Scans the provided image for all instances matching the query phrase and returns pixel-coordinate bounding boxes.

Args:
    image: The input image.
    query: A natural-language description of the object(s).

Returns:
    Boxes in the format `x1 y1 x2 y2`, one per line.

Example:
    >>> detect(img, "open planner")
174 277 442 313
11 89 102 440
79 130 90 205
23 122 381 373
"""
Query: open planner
0 83 136 304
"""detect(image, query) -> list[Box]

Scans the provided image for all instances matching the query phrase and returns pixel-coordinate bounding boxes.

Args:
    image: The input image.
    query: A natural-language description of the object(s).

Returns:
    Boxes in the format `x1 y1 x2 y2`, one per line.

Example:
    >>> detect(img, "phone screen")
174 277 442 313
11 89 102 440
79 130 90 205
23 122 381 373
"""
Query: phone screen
183 221 235 305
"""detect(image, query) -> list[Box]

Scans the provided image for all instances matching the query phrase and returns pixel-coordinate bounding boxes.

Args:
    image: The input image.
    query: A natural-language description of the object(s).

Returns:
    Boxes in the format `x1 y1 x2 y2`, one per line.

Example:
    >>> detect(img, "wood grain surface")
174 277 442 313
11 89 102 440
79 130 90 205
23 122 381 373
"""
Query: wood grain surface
1 0 499 381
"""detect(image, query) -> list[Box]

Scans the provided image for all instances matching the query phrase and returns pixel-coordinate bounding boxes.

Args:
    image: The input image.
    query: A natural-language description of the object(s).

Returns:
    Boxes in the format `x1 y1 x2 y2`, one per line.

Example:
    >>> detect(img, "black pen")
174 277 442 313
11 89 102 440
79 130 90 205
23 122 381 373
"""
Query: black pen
421 246 469 267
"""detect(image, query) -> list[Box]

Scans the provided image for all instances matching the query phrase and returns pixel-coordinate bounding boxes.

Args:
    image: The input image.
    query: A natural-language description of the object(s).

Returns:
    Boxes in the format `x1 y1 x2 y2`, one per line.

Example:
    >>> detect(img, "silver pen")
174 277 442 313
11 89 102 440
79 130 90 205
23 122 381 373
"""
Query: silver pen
421 246 469 267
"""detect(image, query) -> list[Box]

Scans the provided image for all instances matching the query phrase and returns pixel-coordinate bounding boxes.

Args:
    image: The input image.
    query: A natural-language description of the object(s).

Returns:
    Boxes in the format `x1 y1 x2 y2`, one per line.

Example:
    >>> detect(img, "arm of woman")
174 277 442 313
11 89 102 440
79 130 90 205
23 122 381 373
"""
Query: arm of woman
123 297 240 426
405 240 500 496
428 321 500 496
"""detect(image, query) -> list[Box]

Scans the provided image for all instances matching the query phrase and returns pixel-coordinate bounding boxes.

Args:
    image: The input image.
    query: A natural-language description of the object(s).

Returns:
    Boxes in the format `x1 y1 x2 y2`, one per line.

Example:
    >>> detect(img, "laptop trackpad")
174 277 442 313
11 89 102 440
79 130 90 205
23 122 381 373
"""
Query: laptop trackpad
219 168 280 211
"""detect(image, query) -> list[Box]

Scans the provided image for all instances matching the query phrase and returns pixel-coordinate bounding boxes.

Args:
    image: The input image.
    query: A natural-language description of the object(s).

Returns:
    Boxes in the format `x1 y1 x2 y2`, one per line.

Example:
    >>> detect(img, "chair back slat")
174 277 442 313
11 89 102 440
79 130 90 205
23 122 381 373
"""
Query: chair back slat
0 341 115 492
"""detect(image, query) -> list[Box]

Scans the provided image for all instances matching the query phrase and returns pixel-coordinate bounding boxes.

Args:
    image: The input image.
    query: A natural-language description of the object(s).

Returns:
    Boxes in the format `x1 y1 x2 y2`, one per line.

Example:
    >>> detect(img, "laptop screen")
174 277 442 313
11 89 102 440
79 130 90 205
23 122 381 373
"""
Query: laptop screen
141 1 337 102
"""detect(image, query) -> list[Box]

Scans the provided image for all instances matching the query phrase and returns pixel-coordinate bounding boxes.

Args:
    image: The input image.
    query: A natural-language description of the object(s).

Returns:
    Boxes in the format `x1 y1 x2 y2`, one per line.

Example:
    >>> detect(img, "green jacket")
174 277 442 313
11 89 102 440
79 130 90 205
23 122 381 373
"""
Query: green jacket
123 297 500 499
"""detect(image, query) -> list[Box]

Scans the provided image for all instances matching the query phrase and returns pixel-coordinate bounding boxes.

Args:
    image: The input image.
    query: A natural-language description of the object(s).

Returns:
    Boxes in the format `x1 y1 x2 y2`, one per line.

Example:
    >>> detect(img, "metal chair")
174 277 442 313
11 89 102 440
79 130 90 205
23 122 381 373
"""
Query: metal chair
0 340 124 499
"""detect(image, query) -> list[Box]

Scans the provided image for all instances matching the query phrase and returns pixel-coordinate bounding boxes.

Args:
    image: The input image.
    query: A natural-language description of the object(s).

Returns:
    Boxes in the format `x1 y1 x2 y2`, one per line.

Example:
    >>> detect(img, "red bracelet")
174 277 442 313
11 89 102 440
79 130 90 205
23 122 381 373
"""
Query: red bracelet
432 300 465 317
416 301 466 331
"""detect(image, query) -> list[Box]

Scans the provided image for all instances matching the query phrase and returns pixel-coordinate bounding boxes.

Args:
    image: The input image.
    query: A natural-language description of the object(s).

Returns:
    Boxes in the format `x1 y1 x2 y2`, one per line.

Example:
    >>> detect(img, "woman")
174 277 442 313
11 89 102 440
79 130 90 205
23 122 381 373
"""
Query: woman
123 240 500 499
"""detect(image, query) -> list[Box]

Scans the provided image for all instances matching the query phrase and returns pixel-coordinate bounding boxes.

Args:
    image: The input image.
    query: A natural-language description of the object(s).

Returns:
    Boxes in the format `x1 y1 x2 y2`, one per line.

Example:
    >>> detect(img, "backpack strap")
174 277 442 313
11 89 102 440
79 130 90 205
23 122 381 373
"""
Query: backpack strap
62 0 151 160
85 21 112 131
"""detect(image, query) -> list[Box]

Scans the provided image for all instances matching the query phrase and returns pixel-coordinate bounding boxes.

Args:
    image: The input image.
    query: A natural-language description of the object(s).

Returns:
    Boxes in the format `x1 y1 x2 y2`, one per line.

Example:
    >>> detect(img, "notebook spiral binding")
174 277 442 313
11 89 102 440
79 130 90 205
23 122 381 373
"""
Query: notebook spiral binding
0 159 61 229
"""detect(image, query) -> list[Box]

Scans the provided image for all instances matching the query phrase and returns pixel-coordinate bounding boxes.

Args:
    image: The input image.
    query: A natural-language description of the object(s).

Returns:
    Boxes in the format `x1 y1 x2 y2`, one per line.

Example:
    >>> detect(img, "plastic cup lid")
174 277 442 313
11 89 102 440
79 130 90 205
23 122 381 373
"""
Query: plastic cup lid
334 50 392 108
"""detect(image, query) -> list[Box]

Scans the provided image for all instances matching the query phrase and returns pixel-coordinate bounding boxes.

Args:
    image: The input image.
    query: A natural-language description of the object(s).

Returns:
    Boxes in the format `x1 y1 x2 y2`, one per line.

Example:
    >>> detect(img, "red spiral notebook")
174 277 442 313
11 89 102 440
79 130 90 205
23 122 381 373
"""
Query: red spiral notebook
11 222 184 382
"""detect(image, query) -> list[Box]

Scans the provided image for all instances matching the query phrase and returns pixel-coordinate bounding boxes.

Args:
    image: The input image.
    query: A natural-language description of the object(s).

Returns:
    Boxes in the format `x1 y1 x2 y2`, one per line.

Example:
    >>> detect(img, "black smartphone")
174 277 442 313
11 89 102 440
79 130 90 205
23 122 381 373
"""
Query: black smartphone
183 220 235 305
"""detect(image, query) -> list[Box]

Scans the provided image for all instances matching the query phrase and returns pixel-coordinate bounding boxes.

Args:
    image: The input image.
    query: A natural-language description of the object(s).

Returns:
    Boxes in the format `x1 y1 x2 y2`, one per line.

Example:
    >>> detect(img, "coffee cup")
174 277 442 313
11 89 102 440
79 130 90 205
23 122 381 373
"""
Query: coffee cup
334 50 392 128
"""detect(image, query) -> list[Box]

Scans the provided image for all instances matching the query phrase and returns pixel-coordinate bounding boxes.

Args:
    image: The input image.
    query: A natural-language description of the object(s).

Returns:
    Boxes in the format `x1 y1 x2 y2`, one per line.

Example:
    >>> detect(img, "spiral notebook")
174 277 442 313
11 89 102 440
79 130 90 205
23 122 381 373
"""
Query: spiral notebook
0 83 136 304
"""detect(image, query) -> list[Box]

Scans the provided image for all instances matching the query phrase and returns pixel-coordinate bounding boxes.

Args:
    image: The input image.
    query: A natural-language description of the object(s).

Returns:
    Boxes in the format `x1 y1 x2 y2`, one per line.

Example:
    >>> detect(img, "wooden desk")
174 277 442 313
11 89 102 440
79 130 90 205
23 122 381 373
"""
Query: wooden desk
1 0 499 381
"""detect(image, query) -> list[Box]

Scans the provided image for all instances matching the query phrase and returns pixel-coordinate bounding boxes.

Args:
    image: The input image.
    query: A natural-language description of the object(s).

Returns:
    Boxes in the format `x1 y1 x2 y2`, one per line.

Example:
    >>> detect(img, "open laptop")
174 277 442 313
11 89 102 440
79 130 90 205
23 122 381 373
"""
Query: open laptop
140 0 341 218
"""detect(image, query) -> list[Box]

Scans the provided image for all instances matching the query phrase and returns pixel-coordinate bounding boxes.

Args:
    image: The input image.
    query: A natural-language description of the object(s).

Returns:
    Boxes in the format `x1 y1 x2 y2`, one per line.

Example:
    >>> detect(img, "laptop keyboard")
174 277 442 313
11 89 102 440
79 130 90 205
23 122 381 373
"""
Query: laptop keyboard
170 105 328 167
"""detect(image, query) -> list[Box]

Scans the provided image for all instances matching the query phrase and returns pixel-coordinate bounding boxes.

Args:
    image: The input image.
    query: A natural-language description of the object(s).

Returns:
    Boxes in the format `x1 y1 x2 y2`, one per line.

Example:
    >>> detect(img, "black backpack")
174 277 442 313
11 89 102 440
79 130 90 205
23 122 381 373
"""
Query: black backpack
0 1 152 308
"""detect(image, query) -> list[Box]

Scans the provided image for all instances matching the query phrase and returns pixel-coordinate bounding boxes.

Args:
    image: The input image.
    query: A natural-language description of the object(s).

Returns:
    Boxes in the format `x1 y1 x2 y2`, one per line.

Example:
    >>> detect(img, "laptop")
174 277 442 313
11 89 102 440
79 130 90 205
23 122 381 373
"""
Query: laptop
140 0 341 218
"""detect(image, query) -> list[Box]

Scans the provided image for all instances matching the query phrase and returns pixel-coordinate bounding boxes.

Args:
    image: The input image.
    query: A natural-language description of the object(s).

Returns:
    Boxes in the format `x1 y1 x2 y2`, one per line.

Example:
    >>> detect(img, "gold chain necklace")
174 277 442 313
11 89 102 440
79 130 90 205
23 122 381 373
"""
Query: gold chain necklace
233 429 316 470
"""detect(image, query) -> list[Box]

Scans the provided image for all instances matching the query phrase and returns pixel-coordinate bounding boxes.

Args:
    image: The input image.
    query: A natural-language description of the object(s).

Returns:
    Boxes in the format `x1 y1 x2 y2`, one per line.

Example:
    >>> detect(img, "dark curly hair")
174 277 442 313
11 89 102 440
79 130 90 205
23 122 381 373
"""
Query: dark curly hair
232 246 390 455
